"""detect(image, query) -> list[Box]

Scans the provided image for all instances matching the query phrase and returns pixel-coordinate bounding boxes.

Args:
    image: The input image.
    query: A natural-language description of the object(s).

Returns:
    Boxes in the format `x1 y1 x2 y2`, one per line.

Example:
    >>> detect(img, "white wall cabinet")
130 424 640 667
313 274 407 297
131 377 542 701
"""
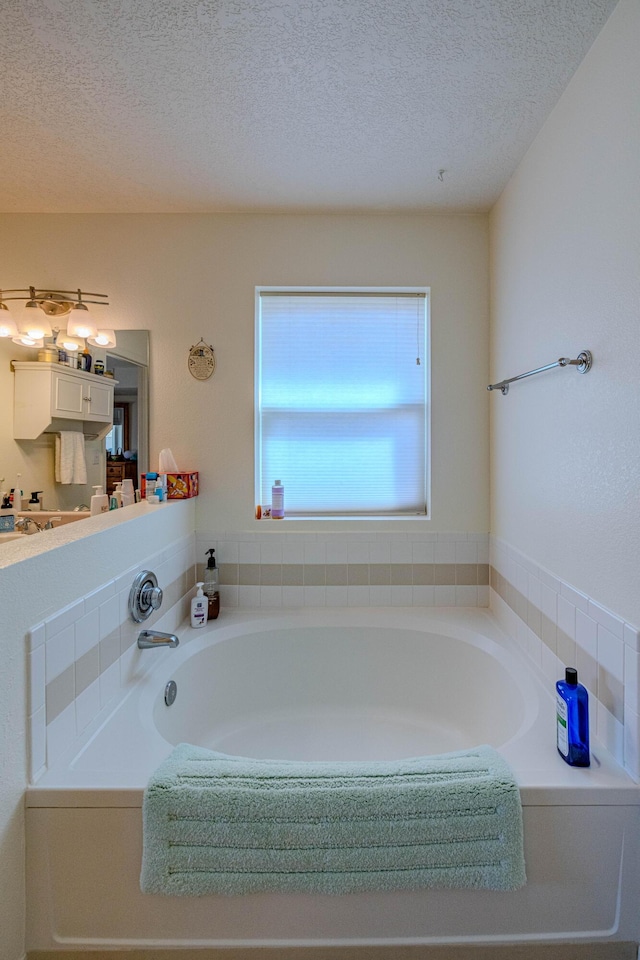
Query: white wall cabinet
13 362 116 440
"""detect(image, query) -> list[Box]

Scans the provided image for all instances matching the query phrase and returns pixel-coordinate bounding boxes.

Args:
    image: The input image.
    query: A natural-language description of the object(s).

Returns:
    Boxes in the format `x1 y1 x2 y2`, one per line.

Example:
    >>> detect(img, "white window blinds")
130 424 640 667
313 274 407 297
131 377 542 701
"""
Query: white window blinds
256 289 429 516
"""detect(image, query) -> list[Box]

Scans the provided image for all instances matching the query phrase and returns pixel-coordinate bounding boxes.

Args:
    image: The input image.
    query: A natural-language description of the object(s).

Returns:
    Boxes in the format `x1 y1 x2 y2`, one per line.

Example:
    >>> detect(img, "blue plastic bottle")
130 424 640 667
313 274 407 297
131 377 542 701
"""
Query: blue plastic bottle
556 667 590 767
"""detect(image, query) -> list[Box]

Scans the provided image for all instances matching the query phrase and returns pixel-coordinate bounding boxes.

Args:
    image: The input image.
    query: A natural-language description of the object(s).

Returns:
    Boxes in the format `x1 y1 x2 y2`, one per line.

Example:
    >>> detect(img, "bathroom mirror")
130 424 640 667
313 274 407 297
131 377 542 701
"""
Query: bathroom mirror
0 329 149 516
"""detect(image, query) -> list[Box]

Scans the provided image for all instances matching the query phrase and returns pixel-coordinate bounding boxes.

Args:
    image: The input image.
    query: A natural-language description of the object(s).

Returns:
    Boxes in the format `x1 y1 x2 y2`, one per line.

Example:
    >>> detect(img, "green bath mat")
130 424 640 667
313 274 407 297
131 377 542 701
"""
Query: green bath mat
140 743 526 896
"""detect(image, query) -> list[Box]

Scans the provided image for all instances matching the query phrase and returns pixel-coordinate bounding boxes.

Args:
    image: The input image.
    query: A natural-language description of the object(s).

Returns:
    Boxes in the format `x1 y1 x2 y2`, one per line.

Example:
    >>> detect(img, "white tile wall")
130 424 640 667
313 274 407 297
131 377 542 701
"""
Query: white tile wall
490 534 640 781
26 532 195 783
197 530 491 610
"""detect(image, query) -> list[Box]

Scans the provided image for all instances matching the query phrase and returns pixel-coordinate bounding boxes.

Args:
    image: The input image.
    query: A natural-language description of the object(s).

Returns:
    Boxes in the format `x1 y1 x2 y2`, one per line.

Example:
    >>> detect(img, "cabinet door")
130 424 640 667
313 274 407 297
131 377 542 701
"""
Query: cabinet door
87 380 114 421
52 371 86 419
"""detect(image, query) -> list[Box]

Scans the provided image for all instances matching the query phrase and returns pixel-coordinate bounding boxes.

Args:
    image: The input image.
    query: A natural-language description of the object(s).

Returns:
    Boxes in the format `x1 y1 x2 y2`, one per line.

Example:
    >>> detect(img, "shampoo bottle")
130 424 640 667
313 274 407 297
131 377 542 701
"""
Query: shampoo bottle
272 480 284 519
556 667 590 767
202 548 220 620
190 582 207 628
90 485 109 516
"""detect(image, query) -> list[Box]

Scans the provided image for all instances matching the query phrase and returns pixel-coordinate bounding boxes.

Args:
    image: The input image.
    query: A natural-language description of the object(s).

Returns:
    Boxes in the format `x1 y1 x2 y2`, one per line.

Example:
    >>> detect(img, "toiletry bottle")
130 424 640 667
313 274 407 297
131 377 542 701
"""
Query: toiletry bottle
11 475 22 509
90 485 109 515
28 491 43 511
202 548 220 620
0 494 16 532
121 478 135 506
154 478 164 502
272 480 284 519
190 582 207 628
556 667 590 767
81 344 92 373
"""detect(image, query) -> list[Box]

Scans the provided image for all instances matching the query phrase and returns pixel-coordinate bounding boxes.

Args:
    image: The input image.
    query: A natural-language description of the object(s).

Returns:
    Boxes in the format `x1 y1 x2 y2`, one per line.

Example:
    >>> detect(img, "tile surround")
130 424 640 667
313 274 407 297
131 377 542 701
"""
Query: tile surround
26 525 640 784
27 532 196 782
490 535 640 781
196 530 491 610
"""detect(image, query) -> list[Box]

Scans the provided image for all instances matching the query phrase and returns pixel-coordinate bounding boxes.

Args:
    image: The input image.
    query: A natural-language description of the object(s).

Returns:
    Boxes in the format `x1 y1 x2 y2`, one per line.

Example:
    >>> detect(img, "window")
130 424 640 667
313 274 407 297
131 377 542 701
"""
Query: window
255 288 429 517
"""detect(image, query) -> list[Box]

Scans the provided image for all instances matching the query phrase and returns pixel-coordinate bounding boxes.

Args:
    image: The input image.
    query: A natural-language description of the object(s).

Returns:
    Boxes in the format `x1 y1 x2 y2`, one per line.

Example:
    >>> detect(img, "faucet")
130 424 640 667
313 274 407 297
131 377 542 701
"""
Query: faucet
137 629 179 650
44 516 62 530
15 516 44 533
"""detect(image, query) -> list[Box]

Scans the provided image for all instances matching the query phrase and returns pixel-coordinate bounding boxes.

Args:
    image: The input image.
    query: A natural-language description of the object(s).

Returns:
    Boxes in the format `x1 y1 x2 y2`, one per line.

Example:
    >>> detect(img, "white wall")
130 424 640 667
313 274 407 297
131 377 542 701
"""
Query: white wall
0 212 489 958
0 213 490 534
489 0 640 626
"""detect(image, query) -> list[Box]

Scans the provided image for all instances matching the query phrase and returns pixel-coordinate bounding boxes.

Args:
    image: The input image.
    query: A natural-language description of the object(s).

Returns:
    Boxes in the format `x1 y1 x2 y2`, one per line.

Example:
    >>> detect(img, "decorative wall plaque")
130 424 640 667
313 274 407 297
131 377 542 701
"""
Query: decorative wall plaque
188 338 216 380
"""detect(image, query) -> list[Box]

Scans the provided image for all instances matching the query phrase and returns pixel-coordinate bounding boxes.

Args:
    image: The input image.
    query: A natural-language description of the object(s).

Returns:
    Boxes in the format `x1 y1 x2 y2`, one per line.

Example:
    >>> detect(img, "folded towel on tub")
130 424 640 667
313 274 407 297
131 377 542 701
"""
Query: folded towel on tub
140 743 526 896
54 431 87 484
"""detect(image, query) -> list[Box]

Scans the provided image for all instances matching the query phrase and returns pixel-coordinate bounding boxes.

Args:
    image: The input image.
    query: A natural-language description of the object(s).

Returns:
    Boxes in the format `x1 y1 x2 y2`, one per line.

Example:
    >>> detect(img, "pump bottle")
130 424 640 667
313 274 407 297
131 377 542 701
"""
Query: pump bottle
556 667 590 767
190 582 207 628
90 485 109 516
202 548 220 620
0 494 16 532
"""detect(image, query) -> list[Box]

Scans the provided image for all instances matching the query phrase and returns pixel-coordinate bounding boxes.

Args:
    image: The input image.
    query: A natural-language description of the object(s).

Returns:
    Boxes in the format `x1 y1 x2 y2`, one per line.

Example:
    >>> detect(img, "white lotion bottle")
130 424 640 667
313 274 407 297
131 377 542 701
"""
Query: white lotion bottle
190 582 207 628
90 485 109 515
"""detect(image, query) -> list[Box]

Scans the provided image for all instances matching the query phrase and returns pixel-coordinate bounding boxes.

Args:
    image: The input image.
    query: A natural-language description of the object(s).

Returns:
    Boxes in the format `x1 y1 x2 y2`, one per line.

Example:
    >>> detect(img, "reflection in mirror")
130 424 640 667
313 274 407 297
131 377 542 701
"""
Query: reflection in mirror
0 329 149 517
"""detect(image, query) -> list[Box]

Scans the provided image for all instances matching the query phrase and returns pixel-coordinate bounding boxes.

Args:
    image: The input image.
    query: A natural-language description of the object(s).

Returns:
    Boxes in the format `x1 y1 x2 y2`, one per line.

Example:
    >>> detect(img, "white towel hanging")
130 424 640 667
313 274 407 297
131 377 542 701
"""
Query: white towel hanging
55 432 88 485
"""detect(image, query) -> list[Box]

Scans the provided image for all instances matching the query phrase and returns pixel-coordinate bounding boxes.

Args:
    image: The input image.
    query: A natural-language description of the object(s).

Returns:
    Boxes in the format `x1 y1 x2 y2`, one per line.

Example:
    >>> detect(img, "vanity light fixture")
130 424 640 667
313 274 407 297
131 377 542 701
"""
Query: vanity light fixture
0 302 19 338
87 329 117 348
0 286 115 349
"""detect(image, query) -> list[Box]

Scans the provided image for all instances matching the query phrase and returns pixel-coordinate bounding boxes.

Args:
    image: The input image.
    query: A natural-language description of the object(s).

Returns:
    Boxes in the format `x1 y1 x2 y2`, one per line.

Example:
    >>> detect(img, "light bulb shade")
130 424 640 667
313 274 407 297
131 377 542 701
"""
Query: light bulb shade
87 328 117 348
0 303 19 337
58 334 85 352
66 303 98 339
19 301 52 339
12 333 44 348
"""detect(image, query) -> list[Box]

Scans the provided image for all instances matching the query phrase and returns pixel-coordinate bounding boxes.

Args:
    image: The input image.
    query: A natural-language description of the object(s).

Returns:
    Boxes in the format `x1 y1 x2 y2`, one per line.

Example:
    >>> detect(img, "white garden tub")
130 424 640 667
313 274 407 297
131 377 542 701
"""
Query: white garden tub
26 606 640 952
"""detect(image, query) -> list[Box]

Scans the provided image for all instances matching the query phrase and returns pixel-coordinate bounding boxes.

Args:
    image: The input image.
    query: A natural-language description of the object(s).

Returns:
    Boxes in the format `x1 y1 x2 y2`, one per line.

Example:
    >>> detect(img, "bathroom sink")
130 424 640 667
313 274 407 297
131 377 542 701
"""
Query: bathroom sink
0 531 23 543
17 510 91 528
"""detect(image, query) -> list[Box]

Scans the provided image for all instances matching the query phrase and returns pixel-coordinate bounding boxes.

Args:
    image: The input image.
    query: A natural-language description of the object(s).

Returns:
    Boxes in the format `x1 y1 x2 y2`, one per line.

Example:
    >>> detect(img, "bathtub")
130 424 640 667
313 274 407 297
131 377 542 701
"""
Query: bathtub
26 606 640 952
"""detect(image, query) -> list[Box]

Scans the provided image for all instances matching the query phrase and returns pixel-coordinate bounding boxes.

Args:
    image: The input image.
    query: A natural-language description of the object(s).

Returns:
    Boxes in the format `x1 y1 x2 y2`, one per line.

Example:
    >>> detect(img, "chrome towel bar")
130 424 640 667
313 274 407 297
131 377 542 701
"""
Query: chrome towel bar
487 350 592 396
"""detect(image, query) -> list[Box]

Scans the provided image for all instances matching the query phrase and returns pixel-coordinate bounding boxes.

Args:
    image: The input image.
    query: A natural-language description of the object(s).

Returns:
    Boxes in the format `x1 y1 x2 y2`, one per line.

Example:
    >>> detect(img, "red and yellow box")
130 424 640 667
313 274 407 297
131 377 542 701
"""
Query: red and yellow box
166 472 199 499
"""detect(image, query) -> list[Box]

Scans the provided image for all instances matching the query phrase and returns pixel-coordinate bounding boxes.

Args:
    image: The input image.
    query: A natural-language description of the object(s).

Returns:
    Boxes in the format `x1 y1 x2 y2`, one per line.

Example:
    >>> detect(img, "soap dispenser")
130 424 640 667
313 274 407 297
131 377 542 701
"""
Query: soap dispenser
190 582 207 628
0 494 16 532
28 491 43 511
90 485 109 516
202 548 220 620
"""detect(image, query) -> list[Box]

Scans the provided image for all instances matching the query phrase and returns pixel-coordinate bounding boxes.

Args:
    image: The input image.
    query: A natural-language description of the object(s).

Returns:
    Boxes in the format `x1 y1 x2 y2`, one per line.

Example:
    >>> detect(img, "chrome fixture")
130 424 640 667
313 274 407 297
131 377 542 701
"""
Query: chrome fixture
43 516 62 530
137 630 179 650
128 570 163 623
15 516 44 533
164 680 178 705
0 285 116 349
488 350 592 396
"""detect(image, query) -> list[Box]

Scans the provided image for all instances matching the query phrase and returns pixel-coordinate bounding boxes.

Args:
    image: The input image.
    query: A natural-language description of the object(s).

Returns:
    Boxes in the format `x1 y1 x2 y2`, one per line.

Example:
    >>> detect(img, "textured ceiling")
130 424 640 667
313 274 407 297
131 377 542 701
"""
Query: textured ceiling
0 0 619 213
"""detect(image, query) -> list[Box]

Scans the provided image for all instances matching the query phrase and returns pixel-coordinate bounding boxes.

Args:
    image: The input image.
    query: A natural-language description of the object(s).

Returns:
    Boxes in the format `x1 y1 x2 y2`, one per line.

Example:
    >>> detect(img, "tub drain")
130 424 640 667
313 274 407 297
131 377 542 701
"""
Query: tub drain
164 680 177 706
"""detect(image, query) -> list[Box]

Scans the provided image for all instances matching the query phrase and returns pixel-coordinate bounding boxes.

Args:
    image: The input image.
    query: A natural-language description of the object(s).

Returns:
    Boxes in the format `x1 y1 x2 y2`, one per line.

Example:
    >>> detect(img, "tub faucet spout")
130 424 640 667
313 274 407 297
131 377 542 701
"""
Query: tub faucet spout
137 630 179 649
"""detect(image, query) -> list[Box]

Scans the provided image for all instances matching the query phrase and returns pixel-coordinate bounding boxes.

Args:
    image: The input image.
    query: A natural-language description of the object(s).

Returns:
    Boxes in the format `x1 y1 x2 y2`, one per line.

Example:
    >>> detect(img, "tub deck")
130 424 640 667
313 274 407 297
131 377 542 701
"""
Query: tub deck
26 607 640 951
